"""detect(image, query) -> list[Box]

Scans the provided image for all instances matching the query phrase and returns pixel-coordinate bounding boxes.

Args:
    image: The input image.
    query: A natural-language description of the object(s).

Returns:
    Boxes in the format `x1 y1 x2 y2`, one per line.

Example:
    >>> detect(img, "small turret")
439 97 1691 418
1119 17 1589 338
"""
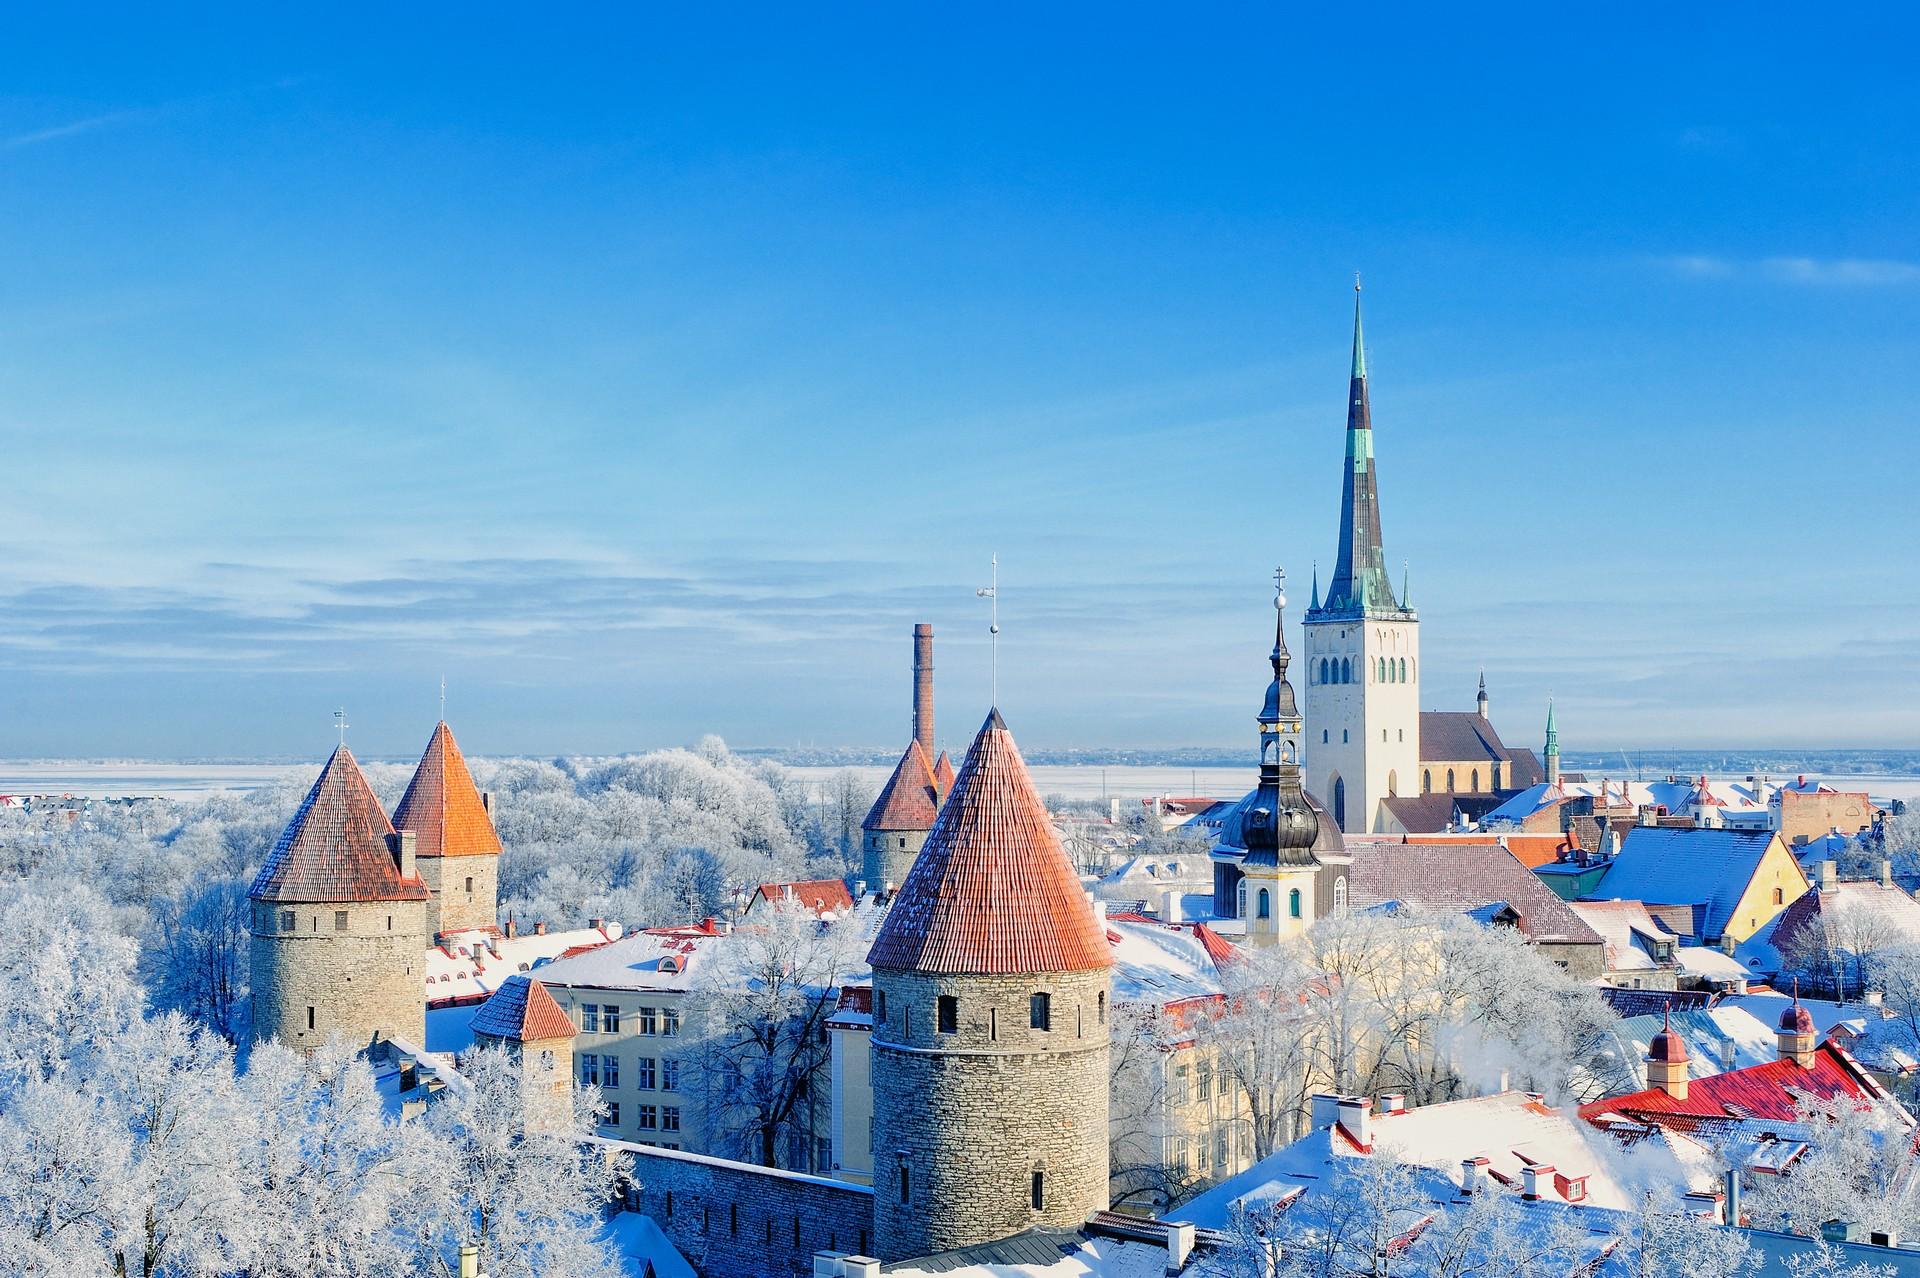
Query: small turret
1245 572 1323 944
1777 982 1816 1068
1646 1005 1689 1100
1476 671 1489 720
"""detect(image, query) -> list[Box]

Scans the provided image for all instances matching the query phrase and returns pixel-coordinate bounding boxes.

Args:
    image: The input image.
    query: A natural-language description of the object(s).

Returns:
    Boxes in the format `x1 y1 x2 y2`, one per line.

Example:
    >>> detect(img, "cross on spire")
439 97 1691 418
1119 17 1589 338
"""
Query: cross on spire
975 554 1000 707
334 707 350 747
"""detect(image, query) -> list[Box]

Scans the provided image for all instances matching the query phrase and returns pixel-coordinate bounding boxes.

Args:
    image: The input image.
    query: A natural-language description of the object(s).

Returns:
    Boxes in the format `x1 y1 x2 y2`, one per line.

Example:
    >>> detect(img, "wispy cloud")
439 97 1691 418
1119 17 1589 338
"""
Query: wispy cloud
1 108 149 151
1656 253 1920 287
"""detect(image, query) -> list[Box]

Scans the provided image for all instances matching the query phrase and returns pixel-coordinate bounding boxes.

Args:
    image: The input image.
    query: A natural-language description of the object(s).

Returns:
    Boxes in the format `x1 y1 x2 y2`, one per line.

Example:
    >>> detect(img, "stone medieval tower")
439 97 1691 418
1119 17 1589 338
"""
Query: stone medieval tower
470 974 578 1130
866 708 1112 1262
1303 282 1420 833
248 745 431 1050
392 720 503 937
860 624 954 893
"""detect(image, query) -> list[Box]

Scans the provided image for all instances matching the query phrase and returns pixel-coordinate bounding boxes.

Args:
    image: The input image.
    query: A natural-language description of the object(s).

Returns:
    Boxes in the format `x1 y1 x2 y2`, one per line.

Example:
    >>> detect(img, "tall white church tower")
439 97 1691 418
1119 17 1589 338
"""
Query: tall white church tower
1302 283 1419 833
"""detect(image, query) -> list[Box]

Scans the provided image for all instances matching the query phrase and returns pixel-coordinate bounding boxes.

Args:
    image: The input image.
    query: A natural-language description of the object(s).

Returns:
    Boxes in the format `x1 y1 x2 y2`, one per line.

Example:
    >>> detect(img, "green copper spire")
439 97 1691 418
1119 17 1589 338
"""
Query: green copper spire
1351 275 1367 380
1309 563 1321 611
1401 561 1409 608
1545 698 1559 752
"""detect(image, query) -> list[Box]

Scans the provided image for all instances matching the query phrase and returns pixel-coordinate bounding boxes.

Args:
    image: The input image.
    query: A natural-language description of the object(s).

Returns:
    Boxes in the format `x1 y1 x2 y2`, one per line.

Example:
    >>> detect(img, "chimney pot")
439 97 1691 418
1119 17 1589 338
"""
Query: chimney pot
590 917 605 932
1521 1163 1555 1200
1335 1095 1373 1150
392 829 418 879
534 921 547 936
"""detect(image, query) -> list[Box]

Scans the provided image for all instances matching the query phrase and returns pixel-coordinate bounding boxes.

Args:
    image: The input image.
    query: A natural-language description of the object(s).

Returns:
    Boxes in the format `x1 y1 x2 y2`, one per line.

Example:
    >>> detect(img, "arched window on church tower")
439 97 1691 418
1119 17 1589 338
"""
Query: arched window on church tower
1471 769 1480 792
1319 658 1329 685
1422 769 1432 793
1446 769 1455 791
1341 658 1351 684
1334 876 1348 915
1289 888 1302 919
1257 888 1270 920
1378 658 1387 682
1398 658 1406 682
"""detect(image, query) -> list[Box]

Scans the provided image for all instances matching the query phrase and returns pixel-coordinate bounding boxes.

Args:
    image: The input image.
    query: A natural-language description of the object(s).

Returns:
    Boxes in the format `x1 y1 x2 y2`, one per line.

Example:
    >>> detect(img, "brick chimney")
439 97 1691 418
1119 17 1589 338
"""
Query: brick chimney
1521 1164 1555 1200
912 623 935 758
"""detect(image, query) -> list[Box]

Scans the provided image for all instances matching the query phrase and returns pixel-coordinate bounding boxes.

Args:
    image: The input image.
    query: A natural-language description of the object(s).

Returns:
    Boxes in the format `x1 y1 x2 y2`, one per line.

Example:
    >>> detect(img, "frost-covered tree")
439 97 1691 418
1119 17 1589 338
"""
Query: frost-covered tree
1201 942 1319 1160
1747 1099 1916 1242
416 1046 625 1278
1607 1189 1757 1278
688 900 865 1169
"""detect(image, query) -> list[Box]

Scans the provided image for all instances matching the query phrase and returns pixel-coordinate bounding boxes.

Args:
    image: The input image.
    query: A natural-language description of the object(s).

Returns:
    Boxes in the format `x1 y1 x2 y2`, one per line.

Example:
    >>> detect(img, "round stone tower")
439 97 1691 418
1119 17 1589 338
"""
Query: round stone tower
860 624 953 893
248 745 432 1051
866 708 1112 1262
392 720 504 938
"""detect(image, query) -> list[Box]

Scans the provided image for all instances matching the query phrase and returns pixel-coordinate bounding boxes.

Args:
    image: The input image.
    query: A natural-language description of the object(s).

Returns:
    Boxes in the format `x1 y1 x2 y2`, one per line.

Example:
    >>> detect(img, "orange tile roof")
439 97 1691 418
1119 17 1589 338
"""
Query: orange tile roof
867 709 1113 976
750 879 855 916
933 749 956 793
248 747 432 904
392 721 503 859
863 739 942 832
469 976 577 1042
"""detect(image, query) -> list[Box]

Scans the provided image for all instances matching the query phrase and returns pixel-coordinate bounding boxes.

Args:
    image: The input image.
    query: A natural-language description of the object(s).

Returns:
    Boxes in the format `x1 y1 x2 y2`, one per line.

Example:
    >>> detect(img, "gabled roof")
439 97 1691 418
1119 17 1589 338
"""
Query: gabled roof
1345 839 1603 947
862 738 942 832
1418 711 1513 765
1379 794 1461 834
469 975 576 1042
1770 881 1920 967
867 709 1112 975
748 879 855 917
1579 1042 1893 1127
1591 827 1801 940
391 721 503 859
248 747 431 904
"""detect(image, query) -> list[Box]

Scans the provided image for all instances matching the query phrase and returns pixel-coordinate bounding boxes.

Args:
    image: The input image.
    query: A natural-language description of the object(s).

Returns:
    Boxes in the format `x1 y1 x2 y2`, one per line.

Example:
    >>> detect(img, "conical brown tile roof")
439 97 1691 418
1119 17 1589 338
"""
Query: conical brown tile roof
392 721 503 859
862 738 942 832
249 746 432 904
868 709 1112 975
469 976 576 1042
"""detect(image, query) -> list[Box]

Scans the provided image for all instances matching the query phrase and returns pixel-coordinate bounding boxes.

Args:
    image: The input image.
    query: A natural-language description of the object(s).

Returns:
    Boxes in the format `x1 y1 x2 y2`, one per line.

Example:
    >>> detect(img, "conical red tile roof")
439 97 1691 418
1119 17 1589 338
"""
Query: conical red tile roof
470 976 576 1042
249 746 431 904
863 738 942 832
392 721 503 859
868 710 1112 975
932 749 956 794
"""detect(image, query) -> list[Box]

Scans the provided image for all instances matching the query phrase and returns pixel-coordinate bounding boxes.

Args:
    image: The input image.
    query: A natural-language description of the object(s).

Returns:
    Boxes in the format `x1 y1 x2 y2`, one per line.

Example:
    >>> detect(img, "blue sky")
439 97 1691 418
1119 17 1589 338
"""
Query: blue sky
2 7 1916 759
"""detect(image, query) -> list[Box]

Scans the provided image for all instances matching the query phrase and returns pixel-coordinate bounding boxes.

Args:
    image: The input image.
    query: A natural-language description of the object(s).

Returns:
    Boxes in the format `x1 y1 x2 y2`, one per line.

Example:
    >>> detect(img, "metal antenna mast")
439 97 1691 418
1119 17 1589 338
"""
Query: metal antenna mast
976 554 999 707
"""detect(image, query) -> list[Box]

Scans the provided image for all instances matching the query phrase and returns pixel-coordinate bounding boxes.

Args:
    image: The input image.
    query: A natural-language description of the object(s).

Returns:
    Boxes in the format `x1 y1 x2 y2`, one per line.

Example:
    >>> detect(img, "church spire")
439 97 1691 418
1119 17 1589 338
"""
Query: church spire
1315 279 1404 618
1248 569 1317 866
1544 698 1561 789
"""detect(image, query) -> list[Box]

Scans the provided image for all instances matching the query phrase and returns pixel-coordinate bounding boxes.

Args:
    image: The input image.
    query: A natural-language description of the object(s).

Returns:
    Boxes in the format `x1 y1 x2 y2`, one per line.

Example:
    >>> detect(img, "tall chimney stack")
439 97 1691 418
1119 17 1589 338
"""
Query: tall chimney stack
912 623 935 758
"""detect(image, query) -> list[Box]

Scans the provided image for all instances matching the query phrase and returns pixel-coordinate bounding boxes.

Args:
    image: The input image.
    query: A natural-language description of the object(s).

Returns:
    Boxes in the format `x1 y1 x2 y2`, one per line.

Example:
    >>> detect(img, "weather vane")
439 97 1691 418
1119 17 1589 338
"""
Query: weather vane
334 707 350 747
976 554 999 707
439 674 446 722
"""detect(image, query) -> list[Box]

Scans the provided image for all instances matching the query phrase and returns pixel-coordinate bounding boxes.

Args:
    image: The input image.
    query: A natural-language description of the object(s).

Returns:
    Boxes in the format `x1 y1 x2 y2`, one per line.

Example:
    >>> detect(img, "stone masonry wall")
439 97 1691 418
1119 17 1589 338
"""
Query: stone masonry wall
250 898 429 1050
871 966 1111 1261
416 852 500 937
861 829 926 895
610 1141 876 1278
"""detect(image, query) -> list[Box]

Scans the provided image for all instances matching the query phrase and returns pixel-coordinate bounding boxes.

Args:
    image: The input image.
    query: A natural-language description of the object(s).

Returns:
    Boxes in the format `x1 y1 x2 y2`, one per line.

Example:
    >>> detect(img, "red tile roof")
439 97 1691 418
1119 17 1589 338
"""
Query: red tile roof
469 976 577 1042
750 879 856 916
933 749 956 793
867 709 1112 975
248 747 432 904
863 739 943 832
391 721 503 859
1579 1042 1881 1127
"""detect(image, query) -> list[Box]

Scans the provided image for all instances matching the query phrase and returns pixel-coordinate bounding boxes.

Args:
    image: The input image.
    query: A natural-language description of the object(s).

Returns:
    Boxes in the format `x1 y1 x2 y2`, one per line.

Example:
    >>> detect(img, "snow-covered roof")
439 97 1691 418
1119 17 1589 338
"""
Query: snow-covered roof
1482 777 1776 828
423 923 622 1004
1675 945 1753 982
602 1211 696 1278
1106 918 1229 1006
1590 827 1793 940
1569 900 1678 972
1178 1090 1716 1226
527 927 718 994
1611 1006 1778 1088
884 1227 1188 1277
1719 991 1895 1038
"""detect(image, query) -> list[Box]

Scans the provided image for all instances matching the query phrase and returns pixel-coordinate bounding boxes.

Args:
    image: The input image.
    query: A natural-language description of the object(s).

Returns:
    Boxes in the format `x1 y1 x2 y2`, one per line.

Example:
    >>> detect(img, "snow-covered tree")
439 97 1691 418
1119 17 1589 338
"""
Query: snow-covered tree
1747 1099 1916 1242
688 900 865 1168
1202 942 1319 1160
1607 1188 1757 1278
416 1046 626 1278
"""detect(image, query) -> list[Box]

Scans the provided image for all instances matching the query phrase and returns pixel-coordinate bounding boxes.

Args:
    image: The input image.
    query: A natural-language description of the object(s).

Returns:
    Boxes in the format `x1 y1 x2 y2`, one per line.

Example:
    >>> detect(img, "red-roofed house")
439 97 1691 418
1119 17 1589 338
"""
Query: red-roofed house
745 879 857 918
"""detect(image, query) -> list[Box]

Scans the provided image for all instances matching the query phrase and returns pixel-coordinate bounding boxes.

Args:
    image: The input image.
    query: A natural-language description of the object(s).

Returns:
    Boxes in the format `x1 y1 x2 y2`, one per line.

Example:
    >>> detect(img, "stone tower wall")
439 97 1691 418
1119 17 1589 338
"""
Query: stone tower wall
416 853 500 937
870 966 1110 1261
861 829 927 895
250 898 429 1050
